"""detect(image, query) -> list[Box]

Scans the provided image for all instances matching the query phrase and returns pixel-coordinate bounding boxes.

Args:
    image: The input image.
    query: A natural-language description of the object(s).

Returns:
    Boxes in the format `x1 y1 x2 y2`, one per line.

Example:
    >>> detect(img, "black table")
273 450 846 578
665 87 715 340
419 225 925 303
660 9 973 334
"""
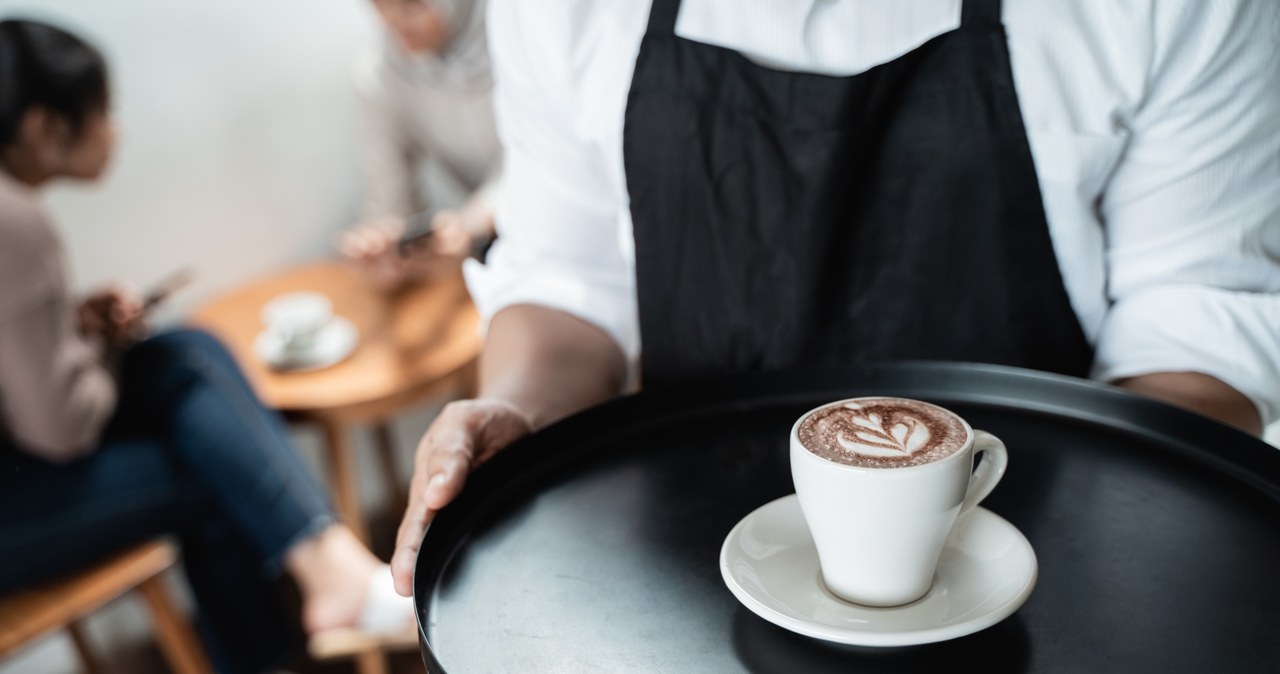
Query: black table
414 363 1280 673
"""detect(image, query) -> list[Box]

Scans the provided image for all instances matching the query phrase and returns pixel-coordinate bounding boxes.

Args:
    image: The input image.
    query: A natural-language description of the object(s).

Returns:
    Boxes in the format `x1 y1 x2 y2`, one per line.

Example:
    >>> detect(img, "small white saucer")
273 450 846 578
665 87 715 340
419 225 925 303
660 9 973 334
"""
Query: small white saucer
254 317 358 372
720 494 1036 647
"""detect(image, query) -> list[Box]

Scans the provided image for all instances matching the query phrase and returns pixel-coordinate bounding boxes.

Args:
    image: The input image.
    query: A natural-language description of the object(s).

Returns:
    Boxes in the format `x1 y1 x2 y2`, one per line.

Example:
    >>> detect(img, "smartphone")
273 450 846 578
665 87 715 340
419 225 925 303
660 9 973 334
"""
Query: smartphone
142 267 195 313
397 208 443 256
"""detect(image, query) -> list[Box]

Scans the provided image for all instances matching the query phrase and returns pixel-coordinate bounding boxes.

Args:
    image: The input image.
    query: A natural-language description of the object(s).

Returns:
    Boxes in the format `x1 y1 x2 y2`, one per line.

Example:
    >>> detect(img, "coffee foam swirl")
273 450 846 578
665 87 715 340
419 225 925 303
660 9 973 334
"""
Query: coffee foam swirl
797 399 968 468
836 411 932 458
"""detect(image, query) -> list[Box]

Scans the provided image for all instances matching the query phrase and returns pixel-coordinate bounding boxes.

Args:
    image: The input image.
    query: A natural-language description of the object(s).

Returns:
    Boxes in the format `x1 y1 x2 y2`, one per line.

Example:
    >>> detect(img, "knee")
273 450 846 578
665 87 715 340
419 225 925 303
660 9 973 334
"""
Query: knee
124 329 234 374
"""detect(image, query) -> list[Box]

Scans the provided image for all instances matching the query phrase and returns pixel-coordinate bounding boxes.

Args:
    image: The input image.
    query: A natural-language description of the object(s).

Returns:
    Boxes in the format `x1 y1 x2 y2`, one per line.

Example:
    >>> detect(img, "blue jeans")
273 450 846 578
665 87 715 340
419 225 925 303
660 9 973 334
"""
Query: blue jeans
0 330 335 674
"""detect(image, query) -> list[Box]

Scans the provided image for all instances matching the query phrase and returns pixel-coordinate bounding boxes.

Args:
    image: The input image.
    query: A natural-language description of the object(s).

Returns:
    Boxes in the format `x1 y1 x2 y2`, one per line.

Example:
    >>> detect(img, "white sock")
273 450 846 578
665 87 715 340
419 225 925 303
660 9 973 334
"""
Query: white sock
357 565 414 634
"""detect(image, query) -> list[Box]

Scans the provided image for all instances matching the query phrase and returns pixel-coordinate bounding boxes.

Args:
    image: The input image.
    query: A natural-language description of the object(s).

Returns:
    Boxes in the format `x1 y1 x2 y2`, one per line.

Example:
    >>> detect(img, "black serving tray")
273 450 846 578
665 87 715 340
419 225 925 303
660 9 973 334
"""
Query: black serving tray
414 362 1280 673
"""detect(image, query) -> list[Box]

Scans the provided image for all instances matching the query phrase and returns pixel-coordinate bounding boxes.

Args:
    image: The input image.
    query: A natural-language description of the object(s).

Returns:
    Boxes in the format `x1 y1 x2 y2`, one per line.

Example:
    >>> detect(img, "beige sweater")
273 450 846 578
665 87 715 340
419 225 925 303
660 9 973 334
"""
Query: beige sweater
0 171 115 460
357 40 502 221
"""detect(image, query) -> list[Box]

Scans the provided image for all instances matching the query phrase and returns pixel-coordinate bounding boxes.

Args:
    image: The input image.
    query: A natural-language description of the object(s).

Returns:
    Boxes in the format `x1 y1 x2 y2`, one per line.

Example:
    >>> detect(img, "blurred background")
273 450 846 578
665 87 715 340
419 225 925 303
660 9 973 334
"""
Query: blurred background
2 0 377 320
0 1 437 671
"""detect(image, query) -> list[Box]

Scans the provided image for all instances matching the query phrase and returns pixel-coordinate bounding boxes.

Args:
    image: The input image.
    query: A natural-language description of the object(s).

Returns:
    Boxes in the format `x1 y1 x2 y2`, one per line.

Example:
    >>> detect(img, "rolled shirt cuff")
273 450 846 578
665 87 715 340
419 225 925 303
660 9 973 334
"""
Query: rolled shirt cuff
1090 285 1280 426
463 255 639 361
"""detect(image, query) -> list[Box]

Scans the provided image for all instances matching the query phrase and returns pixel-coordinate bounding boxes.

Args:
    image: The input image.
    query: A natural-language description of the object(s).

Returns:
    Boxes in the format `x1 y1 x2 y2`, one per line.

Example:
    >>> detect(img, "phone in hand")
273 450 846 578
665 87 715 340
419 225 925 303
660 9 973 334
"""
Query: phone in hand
142 267 195 313
397 209 444 257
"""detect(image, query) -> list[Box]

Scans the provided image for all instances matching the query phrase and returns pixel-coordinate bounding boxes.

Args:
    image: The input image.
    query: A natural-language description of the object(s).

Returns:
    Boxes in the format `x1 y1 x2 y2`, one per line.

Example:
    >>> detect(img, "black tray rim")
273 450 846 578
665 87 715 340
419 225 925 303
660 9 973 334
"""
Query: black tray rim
412 361 1279 672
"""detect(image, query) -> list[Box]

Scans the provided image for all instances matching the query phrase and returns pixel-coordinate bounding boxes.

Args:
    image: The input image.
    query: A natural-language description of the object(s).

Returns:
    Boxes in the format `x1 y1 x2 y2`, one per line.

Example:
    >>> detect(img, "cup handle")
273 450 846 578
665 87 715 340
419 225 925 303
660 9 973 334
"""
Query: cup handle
959 430 1008 516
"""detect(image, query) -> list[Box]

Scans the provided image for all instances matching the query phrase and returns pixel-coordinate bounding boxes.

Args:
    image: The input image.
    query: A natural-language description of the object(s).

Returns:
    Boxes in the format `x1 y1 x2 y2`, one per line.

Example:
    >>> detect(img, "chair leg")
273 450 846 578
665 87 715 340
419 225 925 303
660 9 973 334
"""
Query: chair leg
135 575 214 674
355 648 389 674
66 621 101 674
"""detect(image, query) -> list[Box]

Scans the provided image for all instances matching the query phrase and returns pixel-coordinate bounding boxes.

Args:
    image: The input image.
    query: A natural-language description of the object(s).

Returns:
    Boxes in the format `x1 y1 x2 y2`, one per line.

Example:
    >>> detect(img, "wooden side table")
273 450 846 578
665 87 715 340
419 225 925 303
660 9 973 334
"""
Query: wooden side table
190 261 481 544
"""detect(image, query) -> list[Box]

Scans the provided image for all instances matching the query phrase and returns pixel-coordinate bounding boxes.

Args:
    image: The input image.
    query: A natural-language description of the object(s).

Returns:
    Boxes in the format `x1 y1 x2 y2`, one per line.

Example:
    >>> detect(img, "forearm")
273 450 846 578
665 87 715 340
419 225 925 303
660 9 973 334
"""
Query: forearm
360 93 421 219
478 304 627 429
1114 372 1262 435
363 147 420 219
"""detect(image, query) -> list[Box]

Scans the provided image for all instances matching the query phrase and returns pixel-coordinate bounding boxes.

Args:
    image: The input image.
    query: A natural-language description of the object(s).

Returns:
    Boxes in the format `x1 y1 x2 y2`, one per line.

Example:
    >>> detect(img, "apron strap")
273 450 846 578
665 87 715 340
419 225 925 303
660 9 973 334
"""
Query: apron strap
960 0 1003 27
646 0 681 36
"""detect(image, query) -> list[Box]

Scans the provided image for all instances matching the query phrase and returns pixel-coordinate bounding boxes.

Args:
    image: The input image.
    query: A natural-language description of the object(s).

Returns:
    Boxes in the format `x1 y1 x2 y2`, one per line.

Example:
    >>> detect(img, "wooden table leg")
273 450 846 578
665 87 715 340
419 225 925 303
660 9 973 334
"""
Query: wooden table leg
136 575 214 674
454 358 479 399
373 423 406 509
321 421 369 544
355 648 389 674
66 621 101 674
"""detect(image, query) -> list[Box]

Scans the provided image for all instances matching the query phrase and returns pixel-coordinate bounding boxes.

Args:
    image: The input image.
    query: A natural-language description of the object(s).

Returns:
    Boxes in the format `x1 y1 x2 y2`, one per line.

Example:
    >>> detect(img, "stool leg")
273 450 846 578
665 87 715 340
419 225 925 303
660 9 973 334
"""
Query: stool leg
373 423 406 509
66 622 101 674
135 575 213 674
322 421 370 544
355 648 389 674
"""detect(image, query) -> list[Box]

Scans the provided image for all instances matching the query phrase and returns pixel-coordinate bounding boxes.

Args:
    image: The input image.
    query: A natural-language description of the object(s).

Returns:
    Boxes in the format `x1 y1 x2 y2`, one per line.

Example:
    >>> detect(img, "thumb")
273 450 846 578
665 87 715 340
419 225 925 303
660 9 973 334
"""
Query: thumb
391 495 430 597
423 452 470 511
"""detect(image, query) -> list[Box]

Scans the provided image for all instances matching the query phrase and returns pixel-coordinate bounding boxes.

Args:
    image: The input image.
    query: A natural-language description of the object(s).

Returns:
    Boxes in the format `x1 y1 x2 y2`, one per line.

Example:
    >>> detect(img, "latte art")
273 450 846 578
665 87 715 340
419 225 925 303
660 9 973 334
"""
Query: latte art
836 411 932 458
797 398 968 468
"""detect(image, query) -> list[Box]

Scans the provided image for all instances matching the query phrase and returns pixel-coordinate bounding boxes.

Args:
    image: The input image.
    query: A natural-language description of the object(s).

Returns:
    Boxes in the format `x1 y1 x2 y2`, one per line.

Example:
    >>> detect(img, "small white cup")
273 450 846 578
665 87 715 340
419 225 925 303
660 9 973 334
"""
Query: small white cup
790 397 1007 607
261 292 333 354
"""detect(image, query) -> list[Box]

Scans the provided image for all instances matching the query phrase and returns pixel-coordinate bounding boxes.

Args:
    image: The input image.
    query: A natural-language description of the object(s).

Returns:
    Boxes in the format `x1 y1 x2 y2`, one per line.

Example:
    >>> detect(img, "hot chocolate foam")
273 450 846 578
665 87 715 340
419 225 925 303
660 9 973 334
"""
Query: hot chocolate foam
796 398 968 468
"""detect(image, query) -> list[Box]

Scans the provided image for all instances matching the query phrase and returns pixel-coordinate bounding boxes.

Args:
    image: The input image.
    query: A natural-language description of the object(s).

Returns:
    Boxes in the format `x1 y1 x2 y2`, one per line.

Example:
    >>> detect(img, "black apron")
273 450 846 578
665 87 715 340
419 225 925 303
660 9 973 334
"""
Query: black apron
623 0 1093 388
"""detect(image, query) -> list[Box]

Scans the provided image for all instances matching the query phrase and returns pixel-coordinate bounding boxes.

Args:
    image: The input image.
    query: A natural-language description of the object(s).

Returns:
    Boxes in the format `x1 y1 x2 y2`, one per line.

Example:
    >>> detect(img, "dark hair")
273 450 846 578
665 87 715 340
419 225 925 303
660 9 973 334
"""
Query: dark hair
0 19 108 147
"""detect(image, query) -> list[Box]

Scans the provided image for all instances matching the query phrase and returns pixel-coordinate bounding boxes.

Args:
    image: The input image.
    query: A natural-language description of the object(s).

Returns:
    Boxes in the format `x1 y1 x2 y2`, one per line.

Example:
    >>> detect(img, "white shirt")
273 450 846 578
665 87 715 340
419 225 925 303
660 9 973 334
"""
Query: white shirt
466 0 1280 424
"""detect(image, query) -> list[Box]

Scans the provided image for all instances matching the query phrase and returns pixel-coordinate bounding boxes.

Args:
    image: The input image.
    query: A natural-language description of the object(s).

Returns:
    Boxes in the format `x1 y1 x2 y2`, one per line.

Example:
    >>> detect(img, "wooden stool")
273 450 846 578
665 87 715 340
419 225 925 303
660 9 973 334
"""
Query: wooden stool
0 540 212 674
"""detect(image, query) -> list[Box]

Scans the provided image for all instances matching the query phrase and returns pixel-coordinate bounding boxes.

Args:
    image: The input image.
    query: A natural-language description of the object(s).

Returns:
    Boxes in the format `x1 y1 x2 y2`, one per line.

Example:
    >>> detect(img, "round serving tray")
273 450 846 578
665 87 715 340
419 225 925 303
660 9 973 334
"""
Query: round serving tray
414 362 1279 673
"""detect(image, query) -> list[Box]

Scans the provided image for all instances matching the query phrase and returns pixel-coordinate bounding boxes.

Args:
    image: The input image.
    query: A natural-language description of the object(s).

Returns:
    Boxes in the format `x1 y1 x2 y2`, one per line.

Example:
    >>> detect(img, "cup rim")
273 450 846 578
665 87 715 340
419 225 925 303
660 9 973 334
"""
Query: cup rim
260 291 334 326
790 396 975 472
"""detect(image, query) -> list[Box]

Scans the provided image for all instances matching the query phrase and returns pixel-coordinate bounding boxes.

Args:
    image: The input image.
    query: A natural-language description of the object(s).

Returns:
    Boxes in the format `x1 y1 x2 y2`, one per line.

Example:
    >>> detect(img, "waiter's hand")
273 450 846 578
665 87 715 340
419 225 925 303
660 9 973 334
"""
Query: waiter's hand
391 304 629 596
391 398 533 596
78 284 147 349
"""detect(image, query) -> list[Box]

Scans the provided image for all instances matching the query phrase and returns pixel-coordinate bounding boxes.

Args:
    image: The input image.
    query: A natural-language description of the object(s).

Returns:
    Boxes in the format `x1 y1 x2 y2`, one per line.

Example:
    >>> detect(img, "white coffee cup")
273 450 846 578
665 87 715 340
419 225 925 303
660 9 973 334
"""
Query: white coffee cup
261 292 333 354
790 397 1007 607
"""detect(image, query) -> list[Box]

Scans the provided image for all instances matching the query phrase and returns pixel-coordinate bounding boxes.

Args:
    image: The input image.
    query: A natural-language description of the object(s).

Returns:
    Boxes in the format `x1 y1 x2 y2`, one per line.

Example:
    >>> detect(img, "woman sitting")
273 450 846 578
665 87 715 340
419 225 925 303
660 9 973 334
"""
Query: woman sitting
0 19 409 673
339 0 501 290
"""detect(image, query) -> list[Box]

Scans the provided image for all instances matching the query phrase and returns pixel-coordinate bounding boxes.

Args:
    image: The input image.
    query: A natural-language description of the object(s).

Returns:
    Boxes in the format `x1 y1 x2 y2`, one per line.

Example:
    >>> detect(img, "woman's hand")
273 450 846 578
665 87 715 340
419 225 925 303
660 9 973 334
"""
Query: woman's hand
390 398 533 596
339 211 472 292
78 284 146 349
339 216 411 292
418 209 474 261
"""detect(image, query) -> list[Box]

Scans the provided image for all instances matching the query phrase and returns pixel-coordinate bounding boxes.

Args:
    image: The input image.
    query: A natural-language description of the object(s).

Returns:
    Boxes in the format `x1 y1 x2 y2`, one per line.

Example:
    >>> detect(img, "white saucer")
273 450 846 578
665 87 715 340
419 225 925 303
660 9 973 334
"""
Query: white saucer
254 317 358 372
720 494 1037 647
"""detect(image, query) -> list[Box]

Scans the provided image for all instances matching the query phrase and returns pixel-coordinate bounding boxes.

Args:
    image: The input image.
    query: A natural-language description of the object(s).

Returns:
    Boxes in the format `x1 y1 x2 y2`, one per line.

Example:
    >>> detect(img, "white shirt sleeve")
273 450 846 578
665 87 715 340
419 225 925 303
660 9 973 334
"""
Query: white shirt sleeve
462 0 639 358
1090 1 1280 424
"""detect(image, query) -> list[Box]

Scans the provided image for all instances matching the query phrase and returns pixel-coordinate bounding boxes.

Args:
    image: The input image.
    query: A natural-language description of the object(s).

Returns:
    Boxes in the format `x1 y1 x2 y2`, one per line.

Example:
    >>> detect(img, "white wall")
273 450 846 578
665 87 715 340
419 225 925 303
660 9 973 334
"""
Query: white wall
0 0 380 317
